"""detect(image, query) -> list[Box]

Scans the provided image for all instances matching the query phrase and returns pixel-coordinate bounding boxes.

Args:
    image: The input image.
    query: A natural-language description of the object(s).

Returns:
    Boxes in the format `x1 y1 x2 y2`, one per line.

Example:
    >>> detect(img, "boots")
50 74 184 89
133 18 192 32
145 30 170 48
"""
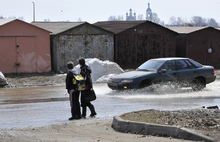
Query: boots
88 104 97 117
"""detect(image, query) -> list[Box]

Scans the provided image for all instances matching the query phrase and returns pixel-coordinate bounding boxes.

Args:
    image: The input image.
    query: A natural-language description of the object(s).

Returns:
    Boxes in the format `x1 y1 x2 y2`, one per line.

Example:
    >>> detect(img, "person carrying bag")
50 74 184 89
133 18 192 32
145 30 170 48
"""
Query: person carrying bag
79 58 97 118
65 61 81 120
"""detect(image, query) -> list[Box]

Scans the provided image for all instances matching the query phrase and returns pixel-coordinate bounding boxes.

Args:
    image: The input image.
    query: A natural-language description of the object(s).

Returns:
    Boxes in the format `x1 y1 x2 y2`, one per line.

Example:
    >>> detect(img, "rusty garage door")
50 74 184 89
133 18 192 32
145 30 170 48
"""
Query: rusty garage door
0 36 36 73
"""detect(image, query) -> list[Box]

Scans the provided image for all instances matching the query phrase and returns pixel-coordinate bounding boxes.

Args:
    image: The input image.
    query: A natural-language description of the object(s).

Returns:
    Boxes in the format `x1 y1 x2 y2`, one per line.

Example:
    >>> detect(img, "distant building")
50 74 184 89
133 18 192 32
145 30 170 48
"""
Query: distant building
125 3 152 21
146 3 152 21
126 9 136 21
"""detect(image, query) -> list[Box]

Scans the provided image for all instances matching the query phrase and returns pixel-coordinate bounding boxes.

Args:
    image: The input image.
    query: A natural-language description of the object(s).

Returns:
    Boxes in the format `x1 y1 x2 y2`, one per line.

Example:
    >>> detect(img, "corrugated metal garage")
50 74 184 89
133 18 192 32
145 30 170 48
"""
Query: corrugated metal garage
0 19 51 74
32 22 114 72
169 27 220 68
94 21 178 69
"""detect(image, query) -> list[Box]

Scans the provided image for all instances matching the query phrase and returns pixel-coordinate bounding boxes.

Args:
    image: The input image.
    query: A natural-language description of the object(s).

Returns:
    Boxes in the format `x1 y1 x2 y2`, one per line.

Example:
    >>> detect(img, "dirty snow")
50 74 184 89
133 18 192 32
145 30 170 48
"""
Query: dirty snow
74 58 124 83
0 71 8 85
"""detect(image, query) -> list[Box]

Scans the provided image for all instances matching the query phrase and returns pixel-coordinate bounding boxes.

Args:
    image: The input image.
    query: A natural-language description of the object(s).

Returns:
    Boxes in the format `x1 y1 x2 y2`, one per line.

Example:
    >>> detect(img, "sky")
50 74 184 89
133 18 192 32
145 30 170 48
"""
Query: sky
1 0 220 24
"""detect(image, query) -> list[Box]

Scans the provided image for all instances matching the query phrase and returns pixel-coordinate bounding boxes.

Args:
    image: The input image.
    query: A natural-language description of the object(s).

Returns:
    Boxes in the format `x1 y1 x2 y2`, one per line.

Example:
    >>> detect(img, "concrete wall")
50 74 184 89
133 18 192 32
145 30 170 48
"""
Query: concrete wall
51 23 114 72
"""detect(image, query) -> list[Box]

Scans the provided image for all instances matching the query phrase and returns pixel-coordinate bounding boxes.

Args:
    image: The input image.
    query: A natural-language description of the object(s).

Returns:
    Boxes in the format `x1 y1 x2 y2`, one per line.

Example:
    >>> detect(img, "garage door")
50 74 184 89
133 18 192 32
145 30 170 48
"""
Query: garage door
0 36 36 73
0 37 17 73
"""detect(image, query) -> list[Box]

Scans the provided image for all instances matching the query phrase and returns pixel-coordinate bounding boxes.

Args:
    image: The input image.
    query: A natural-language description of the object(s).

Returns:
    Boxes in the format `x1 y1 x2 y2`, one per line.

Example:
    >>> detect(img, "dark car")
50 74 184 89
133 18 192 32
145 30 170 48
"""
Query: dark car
107 58 216 91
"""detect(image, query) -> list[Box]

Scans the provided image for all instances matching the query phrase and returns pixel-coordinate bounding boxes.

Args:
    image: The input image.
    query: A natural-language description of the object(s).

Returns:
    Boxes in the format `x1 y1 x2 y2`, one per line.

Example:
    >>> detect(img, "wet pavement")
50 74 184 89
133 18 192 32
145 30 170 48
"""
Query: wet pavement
0 81 220 128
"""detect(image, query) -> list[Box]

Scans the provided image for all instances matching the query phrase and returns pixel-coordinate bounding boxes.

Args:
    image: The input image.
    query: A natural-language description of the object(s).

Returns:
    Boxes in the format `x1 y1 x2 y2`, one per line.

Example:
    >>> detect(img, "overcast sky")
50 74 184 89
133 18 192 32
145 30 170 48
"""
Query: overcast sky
1 0 220 24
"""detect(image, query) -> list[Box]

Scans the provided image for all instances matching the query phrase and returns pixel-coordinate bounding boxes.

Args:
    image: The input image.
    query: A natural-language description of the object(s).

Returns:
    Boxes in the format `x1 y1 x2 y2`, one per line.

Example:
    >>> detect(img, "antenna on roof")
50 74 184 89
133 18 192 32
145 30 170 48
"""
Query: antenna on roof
32 2 35 22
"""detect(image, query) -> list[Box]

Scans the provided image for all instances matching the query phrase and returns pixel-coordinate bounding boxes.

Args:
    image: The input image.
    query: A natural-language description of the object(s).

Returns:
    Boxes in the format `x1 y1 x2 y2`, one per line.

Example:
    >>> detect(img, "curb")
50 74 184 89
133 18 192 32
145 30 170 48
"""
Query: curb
112 114 215 142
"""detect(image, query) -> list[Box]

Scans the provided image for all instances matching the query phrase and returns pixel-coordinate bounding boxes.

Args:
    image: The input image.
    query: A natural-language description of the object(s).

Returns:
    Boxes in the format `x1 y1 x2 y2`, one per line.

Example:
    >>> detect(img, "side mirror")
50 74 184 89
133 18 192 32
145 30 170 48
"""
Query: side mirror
159 69 167 74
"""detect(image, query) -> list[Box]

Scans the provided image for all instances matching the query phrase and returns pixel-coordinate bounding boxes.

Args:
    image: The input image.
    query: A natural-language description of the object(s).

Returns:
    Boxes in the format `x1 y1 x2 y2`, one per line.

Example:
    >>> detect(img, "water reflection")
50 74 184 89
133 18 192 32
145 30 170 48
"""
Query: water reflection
0 82 220 128
0 85 67 105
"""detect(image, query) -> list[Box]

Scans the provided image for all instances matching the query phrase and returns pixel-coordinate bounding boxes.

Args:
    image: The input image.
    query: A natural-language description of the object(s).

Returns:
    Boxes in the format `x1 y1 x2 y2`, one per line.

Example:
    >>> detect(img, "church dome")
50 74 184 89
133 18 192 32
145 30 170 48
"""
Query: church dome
146 3 152 12
147 8 151 12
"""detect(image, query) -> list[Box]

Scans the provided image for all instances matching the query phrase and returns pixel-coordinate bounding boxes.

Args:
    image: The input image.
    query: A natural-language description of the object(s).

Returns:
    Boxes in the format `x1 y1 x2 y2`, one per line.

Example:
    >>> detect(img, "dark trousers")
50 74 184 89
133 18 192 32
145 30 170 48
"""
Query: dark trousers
69 90 81 118
81 90 96 116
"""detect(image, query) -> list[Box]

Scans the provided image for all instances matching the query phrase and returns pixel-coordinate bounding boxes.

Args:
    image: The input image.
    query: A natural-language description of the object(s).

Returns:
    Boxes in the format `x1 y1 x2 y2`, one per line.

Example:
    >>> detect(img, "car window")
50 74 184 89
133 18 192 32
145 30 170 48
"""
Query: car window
161 61 176 72
176 60 190 70
189 59 203 68
137 60 164 71
185 59 195 68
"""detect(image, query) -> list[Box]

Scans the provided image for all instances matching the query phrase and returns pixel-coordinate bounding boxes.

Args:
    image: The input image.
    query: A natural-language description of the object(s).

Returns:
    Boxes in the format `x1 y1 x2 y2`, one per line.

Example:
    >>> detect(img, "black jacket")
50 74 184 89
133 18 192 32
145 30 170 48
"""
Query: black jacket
66 69 78 92
80 65 92 90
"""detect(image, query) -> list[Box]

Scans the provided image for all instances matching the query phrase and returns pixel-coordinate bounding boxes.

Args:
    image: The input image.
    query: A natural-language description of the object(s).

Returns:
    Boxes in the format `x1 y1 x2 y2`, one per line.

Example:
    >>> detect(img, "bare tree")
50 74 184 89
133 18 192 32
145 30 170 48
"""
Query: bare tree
0 15 24 20
190 16 207 27
167 16 218 27
8 16 24 20
208 18 218 27
176 17 185 26
108 16 117 21
108 15 124 21
77 18 82 22
137 14 144 20
151 12 160 24
118 15 124 21
168 16 177 26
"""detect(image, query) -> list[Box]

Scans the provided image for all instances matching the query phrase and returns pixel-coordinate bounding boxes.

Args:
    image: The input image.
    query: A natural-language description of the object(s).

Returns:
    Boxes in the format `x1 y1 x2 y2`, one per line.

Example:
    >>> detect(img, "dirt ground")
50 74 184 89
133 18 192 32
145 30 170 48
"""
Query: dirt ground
1 70 220 142
1 119 197 142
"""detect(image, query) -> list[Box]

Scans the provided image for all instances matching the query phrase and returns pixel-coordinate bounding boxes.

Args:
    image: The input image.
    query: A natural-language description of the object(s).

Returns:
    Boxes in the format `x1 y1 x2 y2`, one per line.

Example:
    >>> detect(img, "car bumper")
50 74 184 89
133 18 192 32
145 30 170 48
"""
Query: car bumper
107 82 139 90
205 74 216 84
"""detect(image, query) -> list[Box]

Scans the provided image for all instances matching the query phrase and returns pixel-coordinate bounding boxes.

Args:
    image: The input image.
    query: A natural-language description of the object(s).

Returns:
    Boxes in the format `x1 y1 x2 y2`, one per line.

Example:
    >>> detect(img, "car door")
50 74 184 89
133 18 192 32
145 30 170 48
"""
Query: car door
157 60 178 83
176 59 197 85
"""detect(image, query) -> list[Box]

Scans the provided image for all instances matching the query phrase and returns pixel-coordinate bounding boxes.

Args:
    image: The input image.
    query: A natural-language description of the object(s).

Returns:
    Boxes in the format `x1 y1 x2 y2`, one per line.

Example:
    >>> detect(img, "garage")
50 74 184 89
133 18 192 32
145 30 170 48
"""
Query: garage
32 22 114 72
0 19 51 74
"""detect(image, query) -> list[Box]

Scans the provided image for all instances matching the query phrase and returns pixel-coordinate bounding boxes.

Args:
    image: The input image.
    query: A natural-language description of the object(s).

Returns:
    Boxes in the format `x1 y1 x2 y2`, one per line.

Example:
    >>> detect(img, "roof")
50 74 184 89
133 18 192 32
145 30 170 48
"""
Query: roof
94 21 147 34
94 21 178 34
151 57 189 61
0 19 16 26
167 27 211 34
31 22 85 35
0 19 51 33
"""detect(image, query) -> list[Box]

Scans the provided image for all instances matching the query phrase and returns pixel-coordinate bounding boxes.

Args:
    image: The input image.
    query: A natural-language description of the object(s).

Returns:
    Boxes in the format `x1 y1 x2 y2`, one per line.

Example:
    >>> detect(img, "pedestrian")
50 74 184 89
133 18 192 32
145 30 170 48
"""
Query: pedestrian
79 58 97 118
66 61 81 120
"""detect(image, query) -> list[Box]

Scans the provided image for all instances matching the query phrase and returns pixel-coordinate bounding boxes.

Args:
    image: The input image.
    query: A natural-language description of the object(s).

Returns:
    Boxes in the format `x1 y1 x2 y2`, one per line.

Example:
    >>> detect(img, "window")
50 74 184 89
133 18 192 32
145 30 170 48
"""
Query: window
137 60 164 71
189 59 203 68
161 60 176 72
176 60 190 70
185 59 194 68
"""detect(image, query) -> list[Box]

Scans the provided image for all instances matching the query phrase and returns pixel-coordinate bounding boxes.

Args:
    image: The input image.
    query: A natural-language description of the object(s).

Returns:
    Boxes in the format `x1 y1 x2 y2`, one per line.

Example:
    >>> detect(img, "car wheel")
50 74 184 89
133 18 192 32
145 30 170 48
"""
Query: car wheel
191 78 205 91
139 80 152 89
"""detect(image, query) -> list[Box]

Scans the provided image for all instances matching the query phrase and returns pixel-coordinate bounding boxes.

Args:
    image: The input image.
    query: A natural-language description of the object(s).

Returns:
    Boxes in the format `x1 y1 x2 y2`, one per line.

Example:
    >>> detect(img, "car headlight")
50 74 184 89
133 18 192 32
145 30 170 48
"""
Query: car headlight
121 79 133 83
108 78 111 82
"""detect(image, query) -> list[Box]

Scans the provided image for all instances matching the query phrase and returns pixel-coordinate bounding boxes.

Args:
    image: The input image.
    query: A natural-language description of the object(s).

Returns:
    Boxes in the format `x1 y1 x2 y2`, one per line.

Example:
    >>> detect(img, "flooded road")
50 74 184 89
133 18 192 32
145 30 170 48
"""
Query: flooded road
0 81 220 128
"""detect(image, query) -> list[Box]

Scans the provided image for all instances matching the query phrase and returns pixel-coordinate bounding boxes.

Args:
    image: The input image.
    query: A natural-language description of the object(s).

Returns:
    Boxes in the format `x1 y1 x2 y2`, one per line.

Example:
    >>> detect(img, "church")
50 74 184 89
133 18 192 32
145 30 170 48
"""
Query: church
126 3 152 21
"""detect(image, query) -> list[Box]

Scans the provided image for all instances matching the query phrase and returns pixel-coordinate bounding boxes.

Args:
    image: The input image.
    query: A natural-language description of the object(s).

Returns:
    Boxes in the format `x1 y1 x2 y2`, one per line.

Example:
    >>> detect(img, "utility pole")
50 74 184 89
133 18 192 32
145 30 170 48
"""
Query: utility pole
32 2 35 22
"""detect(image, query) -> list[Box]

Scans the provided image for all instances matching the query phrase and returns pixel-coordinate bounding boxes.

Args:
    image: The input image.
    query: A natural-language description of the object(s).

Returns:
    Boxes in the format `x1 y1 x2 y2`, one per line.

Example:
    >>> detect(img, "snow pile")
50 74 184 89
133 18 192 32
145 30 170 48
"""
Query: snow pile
75 58 124 83
0 71 5 78
0 71 8 86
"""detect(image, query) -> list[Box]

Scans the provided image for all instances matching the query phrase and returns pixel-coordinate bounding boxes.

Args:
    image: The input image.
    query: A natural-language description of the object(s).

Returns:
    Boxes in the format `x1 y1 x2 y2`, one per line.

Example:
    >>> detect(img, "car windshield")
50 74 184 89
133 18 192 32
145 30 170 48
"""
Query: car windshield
137 60 164 71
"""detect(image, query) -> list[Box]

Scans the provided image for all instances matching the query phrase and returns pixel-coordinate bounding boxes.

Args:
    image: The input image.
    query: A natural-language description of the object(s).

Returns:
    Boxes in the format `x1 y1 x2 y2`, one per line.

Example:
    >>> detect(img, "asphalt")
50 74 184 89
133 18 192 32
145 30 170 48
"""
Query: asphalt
112 113 215 142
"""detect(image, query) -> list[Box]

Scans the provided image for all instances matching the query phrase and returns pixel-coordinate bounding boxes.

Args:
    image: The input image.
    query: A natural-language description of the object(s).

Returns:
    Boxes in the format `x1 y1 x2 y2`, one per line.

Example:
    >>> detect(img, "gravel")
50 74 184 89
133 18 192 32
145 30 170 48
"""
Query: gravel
121 108 220 141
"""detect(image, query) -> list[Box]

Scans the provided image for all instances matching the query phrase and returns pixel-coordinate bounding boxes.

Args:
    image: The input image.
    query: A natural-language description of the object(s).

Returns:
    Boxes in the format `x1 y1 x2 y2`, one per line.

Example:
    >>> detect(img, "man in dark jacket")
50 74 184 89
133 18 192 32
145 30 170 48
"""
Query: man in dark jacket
79 58 97 118
66 61 81 120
